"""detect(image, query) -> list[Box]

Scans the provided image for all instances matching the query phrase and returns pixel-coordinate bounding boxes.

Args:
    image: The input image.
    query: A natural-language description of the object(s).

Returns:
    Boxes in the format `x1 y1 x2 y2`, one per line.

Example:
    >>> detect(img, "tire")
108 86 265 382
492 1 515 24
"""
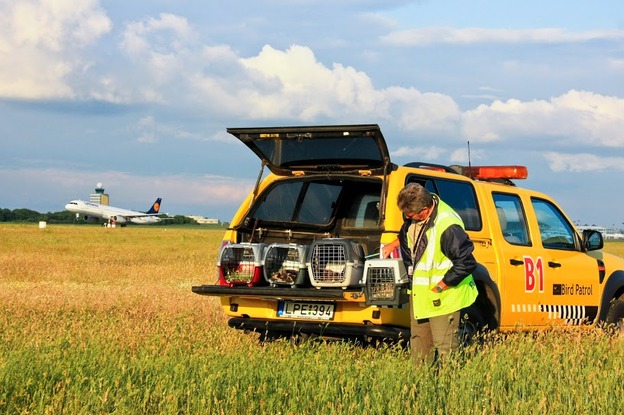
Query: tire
459 298 499 346
458 305 486 346
605 298 624 334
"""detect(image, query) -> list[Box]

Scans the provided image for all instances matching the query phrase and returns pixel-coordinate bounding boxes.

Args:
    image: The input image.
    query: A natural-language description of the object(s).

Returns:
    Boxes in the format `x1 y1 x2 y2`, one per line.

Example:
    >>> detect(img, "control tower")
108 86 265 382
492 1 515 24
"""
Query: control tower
90 183 109 206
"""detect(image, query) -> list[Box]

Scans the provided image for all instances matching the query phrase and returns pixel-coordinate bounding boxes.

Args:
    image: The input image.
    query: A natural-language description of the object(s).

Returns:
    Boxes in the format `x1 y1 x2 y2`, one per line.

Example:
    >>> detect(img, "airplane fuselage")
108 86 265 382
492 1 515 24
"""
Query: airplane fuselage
65 199 162 224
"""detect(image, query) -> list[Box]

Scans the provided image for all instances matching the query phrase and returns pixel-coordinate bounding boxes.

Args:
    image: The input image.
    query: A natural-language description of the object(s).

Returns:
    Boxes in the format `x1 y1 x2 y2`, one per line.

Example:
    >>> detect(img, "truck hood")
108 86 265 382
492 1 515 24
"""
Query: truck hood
227 124 391 176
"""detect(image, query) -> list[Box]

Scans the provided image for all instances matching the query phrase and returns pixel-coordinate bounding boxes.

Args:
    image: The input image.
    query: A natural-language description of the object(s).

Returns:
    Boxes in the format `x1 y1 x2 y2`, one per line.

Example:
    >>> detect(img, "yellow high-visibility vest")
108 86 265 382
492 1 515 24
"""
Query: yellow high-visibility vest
409 200 478 319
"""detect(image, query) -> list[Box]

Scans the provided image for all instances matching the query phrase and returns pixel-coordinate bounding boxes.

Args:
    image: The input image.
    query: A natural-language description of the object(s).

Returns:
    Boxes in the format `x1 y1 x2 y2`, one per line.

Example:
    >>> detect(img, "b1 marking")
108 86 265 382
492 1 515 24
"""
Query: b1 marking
524 256 544 293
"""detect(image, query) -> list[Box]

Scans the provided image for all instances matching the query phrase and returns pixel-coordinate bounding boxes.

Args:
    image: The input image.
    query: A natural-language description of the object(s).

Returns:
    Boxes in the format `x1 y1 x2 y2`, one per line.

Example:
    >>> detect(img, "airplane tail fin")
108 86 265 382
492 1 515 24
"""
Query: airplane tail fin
146 198 162 214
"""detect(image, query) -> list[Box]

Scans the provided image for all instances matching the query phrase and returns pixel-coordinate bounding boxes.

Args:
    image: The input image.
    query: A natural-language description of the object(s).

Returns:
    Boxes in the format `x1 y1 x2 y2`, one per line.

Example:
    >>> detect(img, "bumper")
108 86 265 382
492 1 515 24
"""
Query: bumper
191 284 358 300
227 317 410 340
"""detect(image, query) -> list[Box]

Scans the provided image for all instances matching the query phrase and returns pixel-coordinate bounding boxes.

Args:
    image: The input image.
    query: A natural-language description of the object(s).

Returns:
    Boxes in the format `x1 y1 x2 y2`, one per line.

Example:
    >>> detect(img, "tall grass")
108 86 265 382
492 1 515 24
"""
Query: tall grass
1 224 623 414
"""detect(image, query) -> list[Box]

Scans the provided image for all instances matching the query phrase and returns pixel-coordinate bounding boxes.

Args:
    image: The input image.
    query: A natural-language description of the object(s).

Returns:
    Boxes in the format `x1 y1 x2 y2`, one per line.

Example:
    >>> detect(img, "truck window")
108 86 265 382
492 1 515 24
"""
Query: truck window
492 193 530 245
344 193 380 228
408 176 482 231
252 181 342 225
531 198 577 250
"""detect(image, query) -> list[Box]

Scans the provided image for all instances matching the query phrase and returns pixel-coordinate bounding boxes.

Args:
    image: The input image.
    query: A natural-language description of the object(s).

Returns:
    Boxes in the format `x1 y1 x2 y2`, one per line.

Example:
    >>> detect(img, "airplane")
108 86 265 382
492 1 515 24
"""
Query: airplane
65 198 167 225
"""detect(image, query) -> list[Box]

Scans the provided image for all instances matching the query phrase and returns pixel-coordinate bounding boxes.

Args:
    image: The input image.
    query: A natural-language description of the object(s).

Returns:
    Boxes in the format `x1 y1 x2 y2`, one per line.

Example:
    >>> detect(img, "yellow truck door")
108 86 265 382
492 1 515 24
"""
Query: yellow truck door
491 192 549 329
528 197 601 327
493 191 602 329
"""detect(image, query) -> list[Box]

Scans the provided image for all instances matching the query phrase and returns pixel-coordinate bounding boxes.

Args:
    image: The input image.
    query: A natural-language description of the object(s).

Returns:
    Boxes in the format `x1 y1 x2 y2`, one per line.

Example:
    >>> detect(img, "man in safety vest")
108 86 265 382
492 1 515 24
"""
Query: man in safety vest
381 183 478 365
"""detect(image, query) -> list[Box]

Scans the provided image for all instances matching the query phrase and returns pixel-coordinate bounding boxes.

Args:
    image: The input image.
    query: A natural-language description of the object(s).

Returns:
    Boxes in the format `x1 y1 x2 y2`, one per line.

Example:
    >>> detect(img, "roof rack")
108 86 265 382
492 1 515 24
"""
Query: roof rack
403 162 459 174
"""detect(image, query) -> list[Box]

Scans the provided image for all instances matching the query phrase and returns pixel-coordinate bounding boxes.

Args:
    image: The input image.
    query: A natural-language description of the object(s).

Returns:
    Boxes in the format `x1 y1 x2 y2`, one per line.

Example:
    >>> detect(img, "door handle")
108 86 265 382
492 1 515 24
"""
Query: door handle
548 261 562 268
510 259 524 266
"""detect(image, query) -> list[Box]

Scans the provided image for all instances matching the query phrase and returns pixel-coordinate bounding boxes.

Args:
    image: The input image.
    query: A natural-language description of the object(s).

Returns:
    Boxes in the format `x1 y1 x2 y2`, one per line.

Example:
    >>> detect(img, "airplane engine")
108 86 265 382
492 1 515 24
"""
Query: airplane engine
110 215 127 224
83 215 98 223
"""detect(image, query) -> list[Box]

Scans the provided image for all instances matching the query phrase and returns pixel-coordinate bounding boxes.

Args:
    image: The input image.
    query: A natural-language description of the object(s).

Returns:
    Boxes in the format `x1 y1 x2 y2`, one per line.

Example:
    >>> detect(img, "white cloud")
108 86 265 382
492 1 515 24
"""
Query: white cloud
132 116 220 143
609 58 624 70
136 116 159 144
191 44 460 131
389 145 486 165
117 13 198 103
543 152 624 172
236 44 379 120
121 13 195 56
461 90 624 146
381 27 624 47
0 0 111 99
449 148 486 164
390 146 447 159
115 39 460 131
1 6 623 162
358 11 396 30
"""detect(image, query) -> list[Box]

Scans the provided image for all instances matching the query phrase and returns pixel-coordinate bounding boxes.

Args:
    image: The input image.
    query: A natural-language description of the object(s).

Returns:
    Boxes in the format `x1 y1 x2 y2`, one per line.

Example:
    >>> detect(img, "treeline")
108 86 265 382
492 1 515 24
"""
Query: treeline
0 208 73 223
0 208 206 226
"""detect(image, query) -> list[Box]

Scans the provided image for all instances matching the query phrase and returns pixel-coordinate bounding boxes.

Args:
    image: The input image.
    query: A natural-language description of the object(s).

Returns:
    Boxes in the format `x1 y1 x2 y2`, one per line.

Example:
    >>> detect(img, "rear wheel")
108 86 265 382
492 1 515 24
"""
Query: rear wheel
459 295 500 346
605 297 624 334
458 305 486 346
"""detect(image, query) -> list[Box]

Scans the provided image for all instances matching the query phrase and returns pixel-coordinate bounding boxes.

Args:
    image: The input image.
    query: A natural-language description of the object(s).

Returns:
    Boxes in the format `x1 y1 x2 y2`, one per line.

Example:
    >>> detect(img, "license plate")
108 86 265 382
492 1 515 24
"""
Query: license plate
277 301 335 320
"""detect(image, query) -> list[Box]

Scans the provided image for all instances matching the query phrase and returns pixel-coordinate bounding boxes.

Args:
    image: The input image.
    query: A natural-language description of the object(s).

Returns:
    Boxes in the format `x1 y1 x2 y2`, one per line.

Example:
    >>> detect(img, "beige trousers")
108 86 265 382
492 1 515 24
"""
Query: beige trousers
410 308 460 365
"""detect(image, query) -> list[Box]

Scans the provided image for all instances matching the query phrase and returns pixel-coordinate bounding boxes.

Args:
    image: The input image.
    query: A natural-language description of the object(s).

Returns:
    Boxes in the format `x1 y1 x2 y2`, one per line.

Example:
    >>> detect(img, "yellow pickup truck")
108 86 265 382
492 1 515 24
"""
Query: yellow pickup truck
192 124 624 342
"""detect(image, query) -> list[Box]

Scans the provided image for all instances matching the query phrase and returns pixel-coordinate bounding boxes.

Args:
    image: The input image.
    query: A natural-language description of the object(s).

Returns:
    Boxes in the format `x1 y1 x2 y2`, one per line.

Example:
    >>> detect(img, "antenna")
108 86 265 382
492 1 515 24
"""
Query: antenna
467 141 473 179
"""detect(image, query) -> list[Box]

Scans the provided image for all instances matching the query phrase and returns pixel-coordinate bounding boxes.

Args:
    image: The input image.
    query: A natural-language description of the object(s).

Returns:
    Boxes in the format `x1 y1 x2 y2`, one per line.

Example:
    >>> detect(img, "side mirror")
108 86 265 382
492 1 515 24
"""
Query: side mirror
582 229 603 251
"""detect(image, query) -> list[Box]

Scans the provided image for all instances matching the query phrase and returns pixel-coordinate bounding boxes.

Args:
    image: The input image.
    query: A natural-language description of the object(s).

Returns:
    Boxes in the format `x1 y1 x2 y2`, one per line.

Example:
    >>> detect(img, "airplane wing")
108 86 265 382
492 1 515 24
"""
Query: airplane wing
117 213 161 218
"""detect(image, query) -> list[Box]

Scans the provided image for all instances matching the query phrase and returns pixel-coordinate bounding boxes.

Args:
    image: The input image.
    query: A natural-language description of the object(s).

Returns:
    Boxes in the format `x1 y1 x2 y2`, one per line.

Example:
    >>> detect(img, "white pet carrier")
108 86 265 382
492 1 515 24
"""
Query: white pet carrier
307 238 364 288
362 258 410 306
263 243 309 287
217 243 265 286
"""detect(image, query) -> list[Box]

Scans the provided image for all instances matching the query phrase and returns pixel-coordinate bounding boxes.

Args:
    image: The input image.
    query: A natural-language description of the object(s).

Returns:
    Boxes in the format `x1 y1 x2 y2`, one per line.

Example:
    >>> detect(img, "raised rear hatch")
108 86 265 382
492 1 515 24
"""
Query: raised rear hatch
227 124 391 176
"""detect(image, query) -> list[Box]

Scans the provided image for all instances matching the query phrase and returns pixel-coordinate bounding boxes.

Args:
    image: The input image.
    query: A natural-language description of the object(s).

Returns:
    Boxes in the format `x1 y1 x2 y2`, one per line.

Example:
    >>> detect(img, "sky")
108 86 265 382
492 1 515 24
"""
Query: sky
0 0 623 227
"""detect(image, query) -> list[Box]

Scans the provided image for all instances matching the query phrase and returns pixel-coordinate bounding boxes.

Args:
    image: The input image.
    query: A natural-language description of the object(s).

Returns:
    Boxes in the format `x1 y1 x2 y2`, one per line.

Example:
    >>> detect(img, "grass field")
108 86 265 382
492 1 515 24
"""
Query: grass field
1 224 624 414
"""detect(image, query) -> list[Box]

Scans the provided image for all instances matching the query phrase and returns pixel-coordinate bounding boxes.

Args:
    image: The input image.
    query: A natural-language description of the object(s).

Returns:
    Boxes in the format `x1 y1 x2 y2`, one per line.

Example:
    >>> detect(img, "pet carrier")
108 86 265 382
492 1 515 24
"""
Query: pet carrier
362 258 410 307
263 243 309 287
307 238 364 288
217 243 265 287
